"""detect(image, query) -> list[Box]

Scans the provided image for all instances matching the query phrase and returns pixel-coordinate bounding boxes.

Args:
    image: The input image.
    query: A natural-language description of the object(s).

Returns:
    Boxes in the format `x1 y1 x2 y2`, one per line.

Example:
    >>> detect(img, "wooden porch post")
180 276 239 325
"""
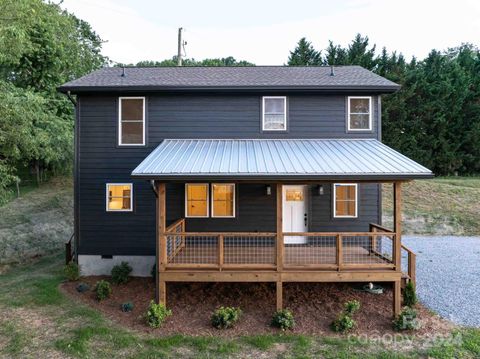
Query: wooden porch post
393 182 402 271
157 182 167 305
276 184 283 271
393 280 401 316
276 184 283 310
393 181 402 316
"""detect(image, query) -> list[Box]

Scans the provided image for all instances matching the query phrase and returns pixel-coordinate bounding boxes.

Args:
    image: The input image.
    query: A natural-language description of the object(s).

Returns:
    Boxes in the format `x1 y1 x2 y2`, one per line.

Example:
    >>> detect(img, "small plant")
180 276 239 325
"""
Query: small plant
63 262 80 281
94 280 112 301
271 309 295 331
331 300 361 333
211 306 242 329
146 300 172 328
393 307 420 331
344 300 361 315
111 261 132 284
121 302 134 312
76 282 90 293
403 281 417 307
331 313 356 333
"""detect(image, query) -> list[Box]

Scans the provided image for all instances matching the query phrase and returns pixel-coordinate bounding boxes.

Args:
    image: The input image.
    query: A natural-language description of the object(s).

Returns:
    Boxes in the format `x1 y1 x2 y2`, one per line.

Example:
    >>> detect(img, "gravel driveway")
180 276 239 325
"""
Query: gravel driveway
403 236 480 327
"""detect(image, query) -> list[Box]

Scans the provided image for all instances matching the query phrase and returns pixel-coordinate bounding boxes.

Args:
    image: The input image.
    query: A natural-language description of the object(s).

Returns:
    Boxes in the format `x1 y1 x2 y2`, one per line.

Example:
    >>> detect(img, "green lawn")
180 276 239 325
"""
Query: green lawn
383 177 480 235
0 254 479 358
0 177 73 271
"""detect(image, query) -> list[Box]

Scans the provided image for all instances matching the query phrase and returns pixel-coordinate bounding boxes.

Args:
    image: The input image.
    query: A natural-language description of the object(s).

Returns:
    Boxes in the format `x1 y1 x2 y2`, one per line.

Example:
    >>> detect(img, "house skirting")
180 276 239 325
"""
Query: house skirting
78 255 155 277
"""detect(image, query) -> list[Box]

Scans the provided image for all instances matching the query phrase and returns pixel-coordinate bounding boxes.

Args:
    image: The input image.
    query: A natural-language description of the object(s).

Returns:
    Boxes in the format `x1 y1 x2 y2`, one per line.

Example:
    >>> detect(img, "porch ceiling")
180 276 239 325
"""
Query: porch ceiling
131 139 433 181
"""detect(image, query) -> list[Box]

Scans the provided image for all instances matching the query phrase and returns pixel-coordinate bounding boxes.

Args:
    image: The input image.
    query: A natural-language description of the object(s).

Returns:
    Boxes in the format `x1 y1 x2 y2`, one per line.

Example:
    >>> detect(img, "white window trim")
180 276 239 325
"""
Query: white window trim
333 183 358 218
262 96 287 131
106 183 133 212
211 183 236 218
185 183 209 218
347 96 372 131
118 97 146 146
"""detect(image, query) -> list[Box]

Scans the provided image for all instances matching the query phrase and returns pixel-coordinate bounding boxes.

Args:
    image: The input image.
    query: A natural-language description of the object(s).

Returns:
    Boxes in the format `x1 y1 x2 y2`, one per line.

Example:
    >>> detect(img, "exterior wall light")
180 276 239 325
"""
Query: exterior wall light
266 185 272 196
318 184 324 195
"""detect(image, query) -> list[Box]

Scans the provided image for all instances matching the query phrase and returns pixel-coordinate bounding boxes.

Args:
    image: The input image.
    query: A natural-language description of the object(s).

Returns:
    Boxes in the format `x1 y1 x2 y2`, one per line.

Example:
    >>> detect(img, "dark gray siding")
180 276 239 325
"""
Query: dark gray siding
77 93 380 256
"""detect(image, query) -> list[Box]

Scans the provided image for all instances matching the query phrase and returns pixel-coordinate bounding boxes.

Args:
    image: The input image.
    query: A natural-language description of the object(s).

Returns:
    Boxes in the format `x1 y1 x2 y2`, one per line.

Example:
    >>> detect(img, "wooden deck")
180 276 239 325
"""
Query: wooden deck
154 182 415 317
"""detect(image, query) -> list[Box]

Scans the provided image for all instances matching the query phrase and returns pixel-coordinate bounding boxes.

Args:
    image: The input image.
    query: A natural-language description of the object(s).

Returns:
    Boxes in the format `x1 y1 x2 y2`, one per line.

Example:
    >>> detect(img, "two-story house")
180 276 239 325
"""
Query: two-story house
59 66 432 316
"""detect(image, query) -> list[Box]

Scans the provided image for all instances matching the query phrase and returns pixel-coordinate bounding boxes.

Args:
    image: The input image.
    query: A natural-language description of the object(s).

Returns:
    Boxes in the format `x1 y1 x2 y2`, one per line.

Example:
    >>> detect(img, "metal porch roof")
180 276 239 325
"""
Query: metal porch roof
131 139 433 180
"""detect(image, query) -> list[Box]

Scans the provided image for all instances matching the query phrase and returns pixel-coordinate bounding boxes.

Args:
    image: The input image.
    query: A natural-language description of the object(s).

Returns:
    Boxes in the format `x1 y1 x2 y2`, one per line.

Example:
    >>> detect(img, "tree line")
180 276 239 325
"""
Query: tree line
0 1 478 203
288 36 480 175
0 0 107 202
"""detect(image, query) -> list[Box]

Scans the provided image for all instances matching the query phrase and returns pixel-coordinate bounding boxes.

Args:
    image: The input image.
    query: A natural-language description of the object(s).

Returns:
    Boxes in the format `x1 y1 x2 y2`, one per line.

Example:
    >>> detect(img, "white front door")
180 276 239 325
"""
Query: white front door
282 185 308 244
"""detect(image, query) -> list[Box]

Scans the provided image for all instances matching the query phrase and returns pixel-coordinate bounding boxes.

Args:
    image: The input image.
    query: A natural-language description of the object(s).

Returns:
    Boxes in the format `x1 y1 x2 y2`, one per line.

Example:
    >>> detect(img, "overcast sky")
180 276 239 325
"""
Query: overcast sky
61 0 480 65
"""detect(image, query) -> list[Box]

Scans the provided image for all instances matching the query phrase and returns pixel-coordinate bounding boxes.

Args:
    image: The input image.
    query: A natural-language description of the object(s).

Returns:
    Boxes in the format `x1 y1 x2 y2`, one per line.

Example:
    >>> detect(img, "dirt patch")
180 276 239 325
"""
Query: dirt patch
61 278 454 338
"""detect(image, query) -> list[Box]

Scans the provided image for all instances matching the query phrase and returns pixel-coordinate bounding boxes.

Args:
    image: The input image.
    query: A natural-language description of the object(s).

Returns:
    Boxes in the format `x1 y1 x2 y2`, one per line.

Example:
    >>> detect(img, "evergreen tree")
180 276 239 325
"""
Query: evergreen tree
287 37 322 66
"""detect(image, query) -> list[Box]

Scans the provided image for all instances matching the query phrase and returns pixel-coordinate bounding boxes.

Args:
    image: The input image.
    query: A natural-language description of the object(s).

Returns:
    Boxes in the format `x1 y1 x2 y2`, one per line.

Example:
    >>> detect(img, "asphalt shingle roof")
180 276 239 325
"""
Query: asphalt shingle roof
59 66 400 93
131 139 432 180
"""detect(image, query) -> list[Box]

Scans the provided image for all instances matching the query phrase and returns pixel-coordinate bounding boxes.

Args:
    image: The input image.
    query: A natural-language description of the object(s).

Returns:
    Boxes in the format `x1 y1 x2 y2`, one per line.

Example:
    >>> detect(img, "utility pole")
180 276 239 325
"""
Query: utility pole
177 27 183 66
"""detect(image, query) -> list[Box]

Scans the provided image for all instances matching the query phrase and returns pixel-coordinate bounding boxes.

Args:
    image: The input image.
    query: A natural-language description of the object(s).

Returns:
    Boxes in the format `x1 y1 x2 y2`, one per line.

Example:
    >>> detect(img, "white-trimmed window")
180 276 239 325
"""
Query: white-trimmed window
119 97 145 145
106 183 133 212
347 96 372 131
211 184 235 218
262 96 287 131
185 184 209 217
333 183 358 218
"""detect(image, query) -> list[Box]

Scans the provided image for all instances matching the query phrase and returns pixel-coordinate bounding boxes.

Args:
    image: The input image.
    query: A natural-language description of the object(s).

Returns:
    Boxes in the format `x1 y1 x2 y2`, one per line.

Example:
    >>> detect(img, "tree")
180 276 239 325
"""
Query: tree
119 56 254 67
0 0 107 200
287 38 322 66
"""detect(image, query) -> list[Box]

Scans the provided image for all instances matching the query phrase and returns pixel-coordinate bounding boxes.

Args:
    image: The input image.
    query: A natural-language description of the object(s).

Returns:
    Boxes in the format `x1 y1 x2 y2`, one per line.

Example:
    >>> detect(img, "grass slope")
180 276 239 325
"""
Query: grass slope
383 177 480 235
0 254 479 358
0 177 73 271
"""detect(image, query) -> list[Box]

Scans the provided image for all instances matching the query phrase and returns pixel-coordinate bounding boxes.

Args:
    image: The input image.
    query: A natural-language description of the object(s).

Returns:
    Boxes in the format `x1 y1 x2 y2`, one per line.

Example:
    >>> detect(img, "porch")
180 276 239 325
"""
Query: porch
131 139 431 317
155 183 415 317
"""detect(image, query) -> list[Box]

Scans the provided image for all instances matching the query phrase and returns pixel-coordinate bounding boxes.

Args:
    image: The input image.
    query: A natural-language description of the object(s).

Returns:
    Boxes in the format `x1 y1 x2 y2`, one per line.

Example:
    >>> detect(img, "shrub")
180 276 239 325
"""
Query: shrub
344 300 361 316
331 313 356 333
331 300 361 333
146 300 172 328
111 261 132 284
64 262 80 281
211 306 242 329
121 302 134 312
271 309 295 331
76 282 90 293
94 280 112 301
393 307 420 331
403 281 417 307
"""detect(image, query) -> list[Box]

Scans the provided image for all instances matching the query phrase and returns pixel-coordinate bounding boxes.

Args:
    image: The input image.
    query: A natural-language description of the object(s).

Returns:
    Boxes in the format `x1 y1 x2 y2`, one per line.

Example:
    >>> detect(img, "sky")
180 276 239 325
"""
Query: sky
61 0 480 65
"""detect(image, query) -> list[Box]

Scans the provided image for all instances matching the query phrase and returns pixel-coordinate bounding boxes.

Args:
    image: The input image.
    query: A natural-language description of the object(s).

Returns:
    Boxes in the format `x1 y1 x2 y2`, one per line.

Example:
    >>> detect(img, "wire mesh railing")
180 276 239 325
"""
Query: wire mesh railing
162 225 397 270
284 234 337 267
223 234 276 266
342 233 394 266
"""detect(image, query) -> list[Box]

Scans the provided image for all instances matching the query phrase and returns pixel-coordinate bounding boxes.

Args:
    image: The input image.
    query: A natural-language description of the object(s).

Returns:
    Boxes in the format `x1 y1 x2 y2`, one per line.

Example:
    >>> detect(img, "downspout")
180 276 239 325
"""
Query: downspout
66 91 80 263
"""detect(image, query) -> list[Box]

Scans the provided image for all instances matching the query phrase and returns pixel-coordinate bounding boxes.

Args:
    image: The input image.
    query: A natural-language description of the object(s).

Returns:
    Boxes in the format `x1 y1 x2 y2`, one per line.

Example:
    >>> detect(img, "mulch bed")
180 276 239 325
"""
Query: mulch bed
60 277 453 337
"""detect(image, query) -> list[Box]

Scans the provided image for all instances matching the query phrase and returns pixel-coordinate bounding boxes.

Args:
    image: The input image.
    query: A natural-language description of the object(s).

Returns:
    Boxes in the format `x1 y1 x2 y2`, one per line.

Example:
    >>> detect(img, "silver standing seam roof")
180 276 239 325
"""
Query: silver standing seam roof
131 139 433 180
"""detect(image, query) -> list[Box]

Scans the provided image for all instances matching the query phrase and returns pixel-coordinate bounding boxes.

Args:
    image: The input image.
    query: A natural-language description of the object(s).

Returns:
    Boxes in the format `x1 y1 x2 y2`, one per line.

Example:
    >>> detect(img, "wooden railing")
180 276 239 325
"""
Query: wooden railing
163 226 397 272
401 244 416 286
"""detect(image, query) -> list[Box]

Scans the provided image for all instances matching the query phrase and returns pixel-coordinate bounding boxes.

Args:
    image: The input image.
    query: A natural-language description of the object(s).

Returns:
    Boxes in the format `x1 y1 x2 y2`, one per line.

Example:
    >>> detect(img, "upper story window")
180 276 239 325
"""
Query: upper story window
106 183 133 212
333 183 358 218
185 184 209 218
119 97 145 145
347 96 372 131
262 96 287 131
